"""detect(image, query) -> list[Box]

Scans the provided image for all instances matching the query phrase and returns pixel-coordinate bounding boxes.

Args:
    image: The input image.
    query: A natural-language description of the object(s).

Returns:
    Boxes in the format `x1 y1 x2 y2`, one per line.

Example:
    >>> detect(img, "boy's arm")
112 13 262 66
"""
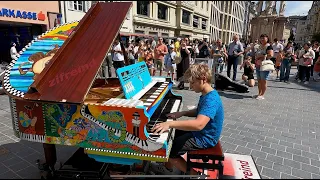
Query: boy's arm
181 108 197 117
168 115 210 131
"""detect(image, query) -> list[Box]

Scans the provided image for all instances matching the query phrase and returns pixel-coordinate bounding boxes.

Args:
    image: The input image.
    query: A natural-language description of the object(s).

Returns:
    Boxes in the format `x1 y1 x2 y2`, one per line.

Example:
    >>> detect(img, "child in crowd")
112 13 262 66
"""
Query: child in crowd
149 64 224 176
145 46 154 76
164 45 177 83
275 50 283 79
240 56 255 87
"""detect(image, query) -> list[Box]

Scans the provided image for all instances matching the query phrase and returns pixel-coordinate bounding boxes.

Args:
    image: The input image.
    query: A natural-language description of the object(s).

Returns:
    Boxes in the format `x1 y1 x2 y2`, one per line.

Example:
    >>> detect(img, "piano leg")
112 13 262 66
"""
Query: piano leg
43 143 57 170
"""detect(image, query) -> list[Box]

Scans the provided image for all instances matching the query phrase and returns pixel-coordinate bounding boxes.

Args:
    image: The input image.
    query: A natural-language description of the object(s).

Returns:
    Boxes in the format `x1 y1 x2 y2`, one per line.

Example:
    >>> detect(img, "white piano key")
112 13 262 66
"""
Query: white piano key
158 88 165 90
152 92 160 95
150 95 158 98
146 99 154 102
155 90 162 93
144 103 152 106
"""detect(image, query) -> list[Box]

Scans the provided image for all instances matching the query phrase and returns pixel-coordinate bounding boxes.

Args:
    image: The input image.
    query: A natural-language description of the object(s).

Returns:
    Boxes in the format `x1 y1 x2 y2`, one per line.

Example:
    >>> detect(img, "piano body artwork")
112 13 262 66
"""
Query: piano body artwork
3 2 183 166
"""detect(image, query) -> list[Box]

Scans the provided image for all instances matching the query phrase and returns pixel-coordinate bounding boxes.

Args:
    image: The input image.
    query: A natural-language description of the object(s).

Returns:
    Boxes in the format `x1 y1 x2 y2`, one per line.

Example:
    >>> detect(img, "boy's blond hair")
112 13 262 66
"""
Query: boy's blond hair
184 63 212 83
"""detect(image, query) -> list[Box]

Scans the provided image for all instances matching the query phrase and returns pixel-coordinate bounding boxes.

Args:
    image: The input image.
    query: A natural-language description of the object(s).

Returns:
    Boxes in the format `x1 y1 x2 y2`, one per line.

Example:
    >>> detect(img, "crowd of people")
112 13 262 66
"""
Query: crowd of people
110 34 320 100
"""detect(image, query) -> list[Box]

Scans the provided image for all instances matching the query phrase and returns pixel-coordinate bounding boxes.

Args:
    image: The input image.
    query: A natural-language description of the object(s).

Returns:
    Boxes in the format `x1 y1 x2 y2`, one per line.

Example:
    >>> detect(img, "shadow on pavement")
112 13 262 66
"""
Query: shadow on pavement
217 90 253 99
0 140 77 179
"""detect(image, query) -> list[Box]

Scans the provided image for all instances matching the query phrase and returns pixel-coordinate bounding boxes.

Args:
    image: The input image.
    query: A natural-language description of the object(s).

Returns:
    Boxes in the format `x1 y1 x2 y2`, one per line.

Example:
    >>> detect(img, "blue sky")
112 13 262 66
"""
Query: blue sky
254 1 313 16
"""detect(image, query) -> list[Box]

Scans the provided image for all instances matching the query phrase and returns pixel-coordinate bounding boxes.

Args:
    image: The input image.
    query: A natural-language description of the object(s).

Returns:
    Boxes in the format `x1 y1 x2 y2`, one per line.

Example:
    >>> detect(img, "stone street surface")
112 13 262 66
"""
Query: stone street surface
1 66 320 179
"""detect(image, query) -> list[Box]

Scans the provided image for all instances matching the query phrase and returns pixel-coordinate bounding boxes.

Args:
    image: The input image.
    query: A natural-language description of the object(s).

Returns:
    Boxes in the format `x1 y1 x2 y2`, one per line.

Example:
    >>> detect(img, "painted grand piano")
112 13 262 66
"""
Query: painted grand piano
2 2 182 168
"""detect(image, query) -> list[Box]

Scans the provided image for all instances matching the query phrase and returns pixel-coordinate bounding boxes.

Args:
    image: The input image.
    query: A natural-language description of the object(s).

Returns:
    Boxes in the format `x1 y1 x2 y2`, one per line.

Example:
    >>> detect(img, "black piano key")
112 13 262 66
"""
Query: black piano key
149 134 160 138
137 139 140 144
144 140 148 146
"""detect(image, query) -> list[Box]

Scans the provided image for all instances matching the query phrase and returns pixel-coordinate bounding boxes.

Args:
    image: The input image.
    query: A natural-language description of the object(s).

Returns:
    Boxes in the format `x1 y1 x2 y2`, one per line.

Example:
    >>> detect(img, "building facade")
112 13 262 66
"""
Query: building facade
0 1 60 63
305 1 320 42
60 1 134 34
294 16 308 44
209 1 249 44
132 1 177 38
132 1 211 40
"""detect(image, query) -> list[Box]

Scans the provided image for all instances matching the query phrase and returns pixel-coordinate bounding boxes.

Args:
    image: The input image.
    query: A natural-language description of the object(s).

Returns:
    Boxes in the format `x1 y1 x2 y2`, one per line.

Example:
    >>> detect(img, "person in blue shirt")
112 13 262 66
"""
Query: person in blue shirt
150 63 224 175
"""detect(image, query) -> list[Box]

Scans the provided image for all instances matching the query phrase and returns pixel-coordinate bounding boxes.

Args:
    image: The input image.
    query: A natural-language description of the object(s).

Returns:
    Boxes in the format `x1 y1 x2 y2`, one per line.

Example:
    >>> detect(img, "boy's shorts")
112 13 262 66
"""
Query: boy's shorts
169 130 202 158
165 63 176 73
155 59 164 70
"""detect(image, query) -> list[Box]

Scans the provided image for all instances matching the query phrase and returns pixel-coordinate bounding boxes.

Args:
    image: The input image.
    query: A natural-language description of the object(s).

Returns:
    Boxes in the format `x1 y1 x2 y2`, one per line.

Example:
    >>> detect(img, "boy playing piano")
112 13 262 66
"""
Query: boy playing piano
150 64 224 175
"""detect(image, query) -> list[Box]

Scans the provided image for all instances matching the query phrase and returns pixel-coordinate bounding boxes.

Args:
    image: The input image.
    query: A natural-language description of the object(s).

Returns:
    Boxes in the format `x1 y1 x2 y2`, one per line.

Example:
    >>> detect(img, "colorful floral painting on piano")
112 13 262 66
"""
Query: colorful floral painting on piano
13 98 168 161
9 22 79 93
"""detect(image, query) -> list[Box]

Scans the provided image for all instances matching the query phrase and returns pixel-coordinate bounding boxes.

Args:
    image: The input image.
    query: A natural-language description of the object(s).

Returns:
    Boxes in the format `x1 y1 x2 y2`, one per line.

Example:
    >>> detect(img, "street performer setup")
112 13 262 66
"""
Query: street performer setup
2 2 261 179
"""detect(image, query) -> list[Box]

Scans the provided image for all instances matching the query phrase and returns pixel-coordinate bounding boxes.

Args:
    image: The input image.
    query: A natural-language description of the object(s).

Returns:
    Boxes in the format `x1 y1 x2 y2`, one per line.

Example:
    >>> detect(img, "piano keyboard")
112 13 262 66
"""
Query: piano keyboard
19 132 45 143
140 81 169 109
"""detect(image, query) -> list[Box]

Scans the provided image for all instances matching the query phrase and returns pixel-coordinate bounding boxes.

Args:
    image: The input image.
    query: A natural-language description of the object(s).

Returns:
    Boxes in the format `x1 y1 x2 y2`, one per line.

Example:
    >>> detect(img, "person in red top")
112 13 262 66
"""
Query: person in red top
154 37 168 76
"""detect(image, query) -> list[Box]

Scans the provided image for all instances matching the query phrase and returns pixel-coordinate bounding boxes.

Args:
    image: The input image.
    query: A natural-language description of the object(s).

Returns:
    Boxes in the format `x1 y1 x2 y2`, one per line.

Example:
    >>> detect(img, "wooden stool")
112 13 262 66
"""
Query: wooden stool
186 141 224 178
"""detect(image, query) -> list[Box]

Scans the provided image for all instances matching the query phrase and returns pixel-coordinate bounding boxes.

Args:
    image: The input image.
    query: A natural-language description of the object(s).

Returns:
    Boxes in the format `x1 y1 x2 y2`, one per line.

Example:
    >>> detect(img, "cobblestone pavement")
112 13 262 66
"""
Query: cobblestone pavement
1 66 320 179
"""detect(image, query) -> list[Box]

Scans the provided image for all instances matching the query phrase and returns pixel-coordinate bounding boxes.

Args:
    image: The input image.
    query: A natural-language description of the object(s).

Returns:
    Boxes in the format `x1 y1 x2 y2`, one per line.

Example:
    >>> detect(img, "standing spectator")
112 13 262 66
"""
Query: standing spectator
164 45 177 83
227 34 244 81
275 50 283 79
177 39 192 90
154 37 168 76
145 44 155 75
280 41 294 82
151 37 157 50
211 39 227 74
312 42 319 78
198 39 210 58
112 39 125 71
254 34 273 100
298 43 315 84
272 38 284 64
175 38 181 53
194 39 200 58
10 42 18 60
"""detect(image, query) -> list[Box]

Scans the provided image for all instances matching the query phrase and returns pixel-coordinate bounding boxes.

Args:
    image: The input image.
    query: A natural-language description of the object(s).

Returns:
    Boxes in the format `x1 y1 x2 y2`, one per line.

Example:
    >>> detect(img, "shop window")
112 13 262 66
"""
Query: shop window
182 10 190 24
68 1 85 12
135 30 145 34
137 1 150 16
158 4 168 21
193 16 199 28
202 19 207 30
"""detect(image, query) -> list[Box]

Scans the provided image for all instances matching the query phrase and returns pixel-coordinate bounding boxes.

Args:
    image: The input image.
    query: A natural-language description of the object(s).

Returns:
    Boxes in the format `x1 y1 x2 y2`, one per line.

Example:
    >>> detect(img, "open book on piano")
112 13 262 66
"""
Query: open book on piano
2 2 183 165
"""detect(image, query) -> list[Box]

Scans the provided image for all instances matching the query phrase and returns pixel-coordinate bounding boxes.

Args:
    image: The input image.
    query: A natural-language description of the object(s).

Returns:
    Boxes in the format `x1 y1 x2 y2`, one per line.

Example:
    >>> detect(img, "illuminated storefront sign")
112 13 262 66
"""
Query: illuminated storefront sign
0 8 46 21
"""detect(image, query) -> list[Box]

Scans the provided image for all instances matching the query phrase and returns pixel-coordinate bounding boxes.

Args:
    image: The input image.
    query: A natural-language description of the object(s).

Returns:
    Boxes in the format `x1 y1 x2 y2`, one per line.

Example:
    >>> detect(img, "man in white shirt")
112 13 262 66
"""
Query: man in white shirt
112 39 125 70
272 38 284 63
10 42 18 60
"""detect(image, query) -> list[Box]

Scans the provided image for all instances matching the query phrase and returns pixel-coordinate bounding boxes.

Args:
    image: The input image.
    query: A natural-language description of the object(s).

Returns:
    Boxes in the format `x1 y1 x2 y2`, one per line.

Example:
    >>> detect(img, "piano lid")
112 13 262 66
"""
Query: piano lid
24 2 132 103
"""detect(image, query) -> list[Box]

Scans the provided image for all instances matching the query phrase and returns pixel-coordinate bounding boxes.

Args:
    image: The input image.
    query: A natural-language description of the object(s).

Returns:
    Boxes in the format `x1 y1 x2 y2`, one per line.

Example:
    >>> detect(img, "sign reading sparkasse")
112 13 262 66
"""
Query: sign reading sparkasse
0 8 46 21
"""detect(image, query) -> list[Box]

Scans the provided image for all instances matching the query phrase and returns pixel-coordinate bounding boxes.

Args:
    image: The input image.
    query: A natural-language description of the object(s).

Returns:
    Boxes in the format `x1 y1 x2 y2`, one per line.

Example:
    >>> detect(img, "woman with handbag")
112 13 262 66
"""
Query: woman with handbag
254 34 274 100
298 43 315 84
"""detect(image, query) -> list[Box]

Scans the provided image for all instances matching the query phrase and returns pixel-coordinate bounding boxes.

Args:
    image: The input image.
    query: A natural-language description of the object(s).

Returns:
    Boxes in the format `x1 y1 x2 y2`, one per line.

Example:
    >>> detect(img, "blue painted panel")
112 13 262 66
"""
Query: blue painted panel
116 62 152 99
